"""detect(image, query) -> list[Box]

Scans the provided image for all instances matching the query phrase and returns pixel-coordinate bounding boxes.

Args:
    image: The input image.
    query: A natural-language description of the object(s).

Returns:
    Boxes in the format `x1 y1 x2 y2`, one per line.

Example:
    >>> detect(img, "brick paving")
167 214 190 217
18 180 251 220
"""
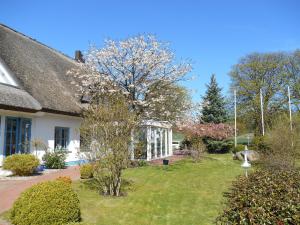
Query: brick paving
0 166 80 214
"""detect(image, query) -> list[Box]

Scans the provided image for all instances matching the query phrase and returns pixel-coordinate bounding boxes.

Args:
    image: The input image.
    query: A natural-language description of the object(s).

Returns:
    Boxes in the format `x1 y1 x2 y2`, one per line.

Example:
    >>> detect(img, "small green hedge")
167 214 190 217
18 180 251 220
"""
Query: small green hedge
3 154 40 176
217 170 300 224
80 164 94 179
10 180 81 225
128 160 148 168
204 139 233 153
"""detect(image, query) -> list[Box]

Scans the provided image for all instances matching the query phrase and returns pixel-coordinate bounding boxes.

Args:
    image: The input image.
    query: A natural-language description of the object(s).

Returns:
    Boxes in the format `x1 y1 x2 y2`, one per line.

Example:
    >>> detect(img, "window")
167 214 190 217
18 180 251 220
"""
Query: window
156 129 161 157
54 127 69 149
134 127 147 159
4 117 31 156
150 128 155 159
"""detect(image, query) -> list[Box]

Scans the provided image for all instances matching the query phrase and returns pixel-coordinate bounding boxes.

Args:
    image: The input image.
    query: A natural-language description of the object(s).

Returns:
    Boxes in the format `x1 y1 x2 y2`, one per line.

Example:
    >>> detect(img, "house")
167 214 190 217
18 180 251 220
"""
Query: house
0 24 82 166
0 24 173 165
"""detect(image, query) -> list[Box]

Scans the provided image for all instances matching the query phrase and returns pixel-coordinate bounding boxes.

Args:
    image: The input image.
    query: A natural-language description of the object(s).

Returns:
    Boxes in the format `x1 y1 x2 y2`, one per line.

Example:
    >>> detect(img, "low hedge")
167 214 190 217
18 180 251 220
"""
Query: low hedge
80 163 94 179
10 180 80 225
204 139 233 153
217 169 300 224
3 154 40 176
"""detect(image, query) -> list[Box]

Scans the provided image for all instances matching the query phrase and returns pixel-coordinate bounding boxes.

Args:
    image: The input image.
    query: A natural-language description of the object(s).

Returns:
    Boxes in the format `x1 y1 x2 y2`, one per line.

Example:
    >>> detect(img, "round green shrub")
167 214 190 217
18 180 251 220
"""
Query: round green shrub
217 169 300 224
80 163 94 179
3 154 40 176
10 180 81 225
43 150 66 169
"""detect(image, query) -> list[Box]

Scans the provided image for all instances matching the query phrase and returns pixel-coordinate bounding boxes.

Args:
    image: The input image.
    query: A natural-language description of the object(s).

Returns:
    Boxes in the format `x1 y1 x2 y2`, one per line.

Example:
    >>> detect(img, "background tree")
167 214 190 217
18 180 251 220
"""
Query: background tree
71 35 192 119
201 74 228 123
80 91 136 196
230 52 290 135
287 49 300 111
146 81 192 123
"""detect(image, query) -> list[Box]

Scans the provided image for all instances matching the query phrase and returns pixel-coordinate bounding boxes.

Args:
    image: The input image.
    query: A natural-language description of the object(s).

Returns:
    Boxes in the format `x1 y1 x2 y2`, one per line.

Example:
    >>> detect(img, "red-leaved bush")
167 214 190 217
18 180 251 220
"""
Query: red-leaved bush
179 122 234 140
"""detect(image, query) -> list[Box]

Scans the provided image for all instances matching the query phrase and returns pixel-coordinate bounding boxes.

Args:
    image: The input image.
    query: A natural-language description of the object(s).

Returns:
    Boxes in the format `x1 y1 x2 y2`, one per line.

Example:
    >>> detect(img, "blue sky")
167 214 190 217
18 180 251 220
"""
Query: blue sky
1 0 299 102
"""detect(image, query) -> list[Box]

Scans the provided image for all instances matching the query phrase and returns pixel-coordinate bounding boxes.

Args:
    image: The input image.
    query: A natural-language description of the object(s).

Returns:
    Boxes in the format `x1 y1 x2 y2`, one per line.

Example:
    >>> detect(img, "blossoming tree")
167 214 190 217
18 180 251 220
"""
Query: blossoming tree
70 35 192 119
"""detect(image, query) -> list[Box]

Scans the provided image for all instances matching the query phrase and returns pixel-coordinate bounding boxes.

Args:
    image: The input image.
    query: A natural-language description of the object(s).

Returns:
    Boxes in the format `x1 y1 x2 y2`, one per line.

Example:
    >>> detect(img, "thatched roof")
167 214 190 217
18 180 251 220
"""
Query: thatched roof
0 24 82 116
0 83 42 112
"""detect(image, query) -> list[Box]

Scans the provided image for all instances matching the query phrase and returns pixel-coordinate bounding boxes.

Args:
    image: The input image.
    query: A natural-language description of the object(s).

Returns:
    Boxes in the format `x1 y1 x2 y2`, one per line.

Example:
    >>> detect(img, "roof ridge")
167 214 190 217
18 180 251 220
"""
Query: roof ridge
0 23 78 65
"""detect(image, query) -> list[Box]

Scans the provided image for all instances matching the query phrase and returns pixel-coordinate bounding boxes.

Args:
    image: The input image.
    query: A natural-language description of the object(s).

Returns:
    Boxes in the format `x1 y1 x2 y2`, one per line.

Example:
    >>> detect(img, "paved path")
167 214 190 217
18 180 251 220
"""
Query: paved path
0 166 80 214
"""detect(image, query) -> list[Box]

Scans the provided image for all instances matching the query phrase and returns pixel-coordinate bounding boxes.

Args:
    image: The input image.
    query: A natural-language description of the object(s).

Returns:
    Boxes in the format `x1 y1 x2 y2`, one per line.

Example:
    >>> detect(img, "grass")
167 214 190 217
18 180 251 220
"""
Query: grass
74 154 245 225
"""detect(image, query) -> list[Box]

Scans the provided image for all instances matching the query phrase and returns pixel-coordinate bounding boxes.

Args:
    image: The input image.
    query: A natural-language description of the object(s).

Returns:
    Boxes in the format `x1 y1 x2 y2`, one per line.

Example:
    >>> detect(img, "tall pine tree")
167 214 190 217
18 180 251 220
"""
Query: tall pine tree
201 74 227 123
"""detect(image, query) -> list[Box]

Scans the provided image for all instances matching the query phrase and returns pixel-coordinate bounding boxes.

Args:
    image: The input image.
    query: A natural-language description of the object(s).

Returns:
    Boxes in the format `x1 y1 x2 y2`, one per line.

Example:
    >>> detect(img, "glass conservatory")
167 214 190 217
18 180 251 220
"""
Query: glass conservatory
133 120 173 161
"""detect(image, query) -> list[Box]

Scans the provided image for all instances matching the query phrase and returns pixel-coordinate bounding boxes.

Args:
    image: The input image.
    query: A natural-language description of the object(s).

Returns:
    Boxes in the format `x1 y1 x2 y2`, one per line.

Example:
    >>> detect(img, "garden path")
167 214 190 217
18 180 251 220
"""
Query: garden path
0 166 80 214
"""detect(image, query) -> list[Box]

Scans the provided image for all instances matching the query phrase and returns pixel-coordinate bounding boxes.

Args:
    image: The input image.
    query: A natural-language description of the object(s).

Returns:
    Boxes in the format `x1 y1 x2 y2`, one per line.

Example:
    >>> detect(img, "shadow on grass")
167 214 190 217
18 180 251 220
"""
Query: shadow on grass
80 177 134 197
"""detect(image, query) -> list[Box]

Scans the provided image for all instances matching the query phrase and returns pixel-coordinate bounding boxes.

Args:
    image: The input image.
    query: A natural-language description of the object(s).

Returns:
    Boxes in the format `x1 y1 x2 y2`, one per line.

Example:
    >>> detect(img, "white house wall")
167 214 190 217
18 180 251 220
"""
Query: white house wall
31 113 81 162
0 110 81 166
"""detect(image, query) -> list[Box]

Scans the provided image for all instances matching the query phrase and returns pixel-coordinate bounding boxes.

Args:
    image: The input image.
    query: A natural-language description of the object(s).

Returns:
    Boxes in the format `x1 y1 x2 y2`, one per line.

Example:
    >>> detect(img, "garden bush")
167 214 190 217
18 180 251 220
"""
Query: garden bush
56 176 72 184
232 144 245 153
128 160 148 168
80 163 94 179
190 137 206 161
204 139 233 153
260 116 300 170
10 180 80 225
252 135 269 152
89 160 132 196
43 149 66 169
217 169 300 224
137 160 148 167
3 154 40 176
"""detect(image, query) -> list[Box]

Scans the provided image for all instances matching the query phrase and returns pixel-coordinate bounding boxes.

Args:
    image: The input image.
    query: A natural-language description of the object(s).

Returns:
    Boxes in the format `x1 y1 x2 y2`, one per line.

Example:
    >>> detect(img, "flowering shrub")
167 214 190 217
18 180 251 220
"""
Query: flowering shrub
180 122 234 153
180 123 234 141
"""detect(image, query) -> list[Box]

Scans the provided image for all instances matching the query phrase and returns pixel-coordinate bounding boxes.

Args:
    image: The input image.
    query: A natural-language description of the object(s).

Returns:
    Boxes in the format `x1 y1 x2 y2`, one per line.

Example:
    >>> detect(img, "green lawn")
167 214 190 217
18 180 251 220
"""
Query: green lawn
74 154 245 225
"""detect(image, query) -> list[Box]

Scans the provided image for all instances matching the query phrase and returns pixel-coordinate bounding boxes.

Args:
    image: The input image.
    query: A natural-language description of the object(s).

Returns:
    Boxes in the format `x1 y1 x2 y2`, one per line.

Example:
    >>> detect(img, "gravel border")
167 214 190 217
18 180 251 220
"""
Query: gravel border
0 169 62 181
